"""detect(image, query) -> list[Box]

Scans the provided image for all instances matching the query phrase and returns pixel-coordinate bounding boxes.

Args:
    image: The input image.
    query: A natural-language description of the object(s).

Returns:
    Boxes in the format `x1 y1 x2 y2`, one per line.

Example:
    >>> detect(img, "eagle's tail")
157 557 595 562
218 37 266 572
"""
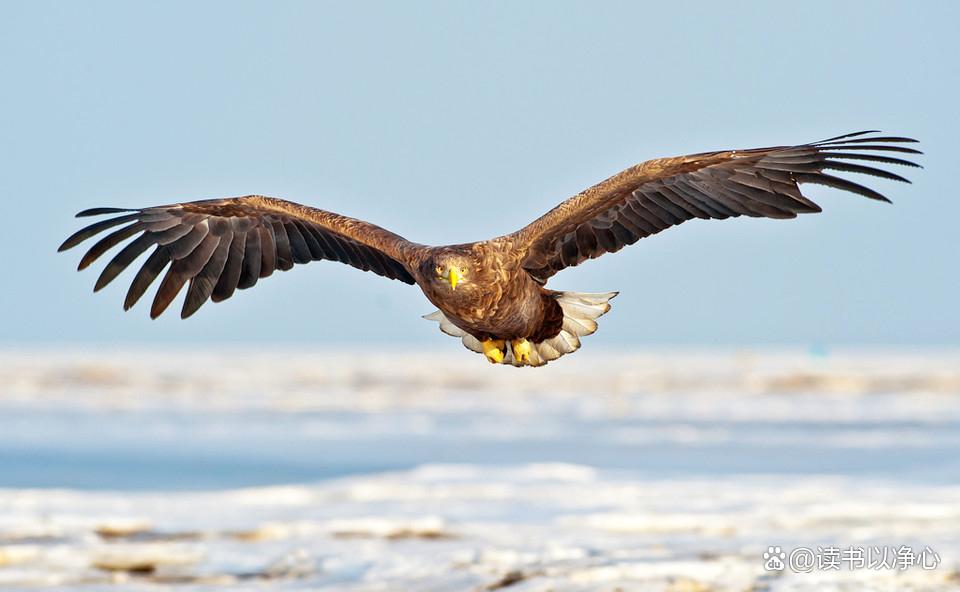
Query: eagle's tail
423 291 617 367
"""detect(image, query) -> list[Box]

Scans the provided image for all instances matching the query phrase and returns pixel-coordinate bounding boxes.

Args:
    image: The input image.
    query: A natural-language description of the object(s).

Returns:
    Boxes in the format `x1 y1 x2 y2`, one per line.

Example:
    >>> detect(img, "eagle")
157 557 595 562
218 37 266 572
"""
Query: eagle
60 131 919 367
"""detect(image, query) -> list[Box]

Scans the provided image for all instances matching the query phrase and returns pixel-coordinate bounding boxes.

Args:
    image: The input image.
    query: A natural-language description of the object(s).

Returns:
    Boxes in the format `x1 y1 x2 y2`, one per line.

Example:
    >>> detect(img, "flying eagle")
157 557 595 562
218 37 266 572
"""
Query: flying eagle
60 131 919 367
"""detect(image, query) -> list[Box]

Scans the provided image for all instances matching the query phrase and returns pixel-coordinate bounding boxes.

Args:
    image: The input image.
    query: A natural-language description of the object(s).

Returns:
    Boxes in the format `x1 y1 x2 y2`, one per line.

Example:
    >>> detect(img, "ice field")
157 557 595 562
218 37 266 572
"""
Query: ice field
0 348 958 590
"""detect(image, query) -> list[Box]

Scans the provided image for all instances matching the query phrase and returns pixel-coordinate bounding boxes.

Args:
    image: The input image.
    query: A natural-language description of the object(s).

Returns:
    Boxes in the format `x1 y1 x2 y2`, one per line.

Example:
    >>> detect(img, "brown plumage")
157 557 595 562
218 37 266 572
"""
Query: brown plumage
60 131 920 367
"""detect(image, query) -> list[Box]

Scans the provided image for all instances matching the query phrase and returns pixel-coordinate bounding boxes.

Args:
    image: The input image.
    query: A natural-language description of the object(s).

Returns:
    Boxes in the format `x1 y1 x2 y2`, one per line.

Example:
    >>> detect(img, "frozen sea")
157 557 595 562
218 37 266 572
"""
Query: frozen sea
0 348 958 590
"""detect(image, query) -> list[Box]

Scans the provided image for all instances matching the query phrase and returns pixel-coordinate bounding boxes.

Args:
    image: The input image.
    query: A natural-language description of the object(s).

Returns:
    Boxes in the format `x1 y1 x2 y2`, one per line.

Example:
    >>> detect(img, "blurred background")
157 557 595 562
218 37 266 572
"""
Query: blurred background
1 1 958 590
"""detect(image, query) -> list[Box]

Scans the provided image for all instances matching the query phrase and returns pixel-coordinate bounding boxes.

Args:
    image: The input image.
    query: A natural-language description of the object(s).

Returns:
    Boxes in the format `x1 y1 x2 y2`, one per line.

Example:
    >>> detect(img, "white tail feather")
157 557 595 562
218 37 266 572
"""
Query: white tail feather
423 291 617 367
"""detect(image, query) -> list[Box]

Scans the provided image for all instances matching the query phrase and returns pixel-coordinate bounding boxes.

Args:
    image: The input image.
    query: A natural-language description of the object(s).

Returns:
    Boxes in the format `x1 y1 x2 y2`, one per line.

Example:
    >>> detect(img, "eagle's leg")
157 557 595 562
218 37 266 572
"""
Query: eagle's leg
481 339 506 364
511 338 532 364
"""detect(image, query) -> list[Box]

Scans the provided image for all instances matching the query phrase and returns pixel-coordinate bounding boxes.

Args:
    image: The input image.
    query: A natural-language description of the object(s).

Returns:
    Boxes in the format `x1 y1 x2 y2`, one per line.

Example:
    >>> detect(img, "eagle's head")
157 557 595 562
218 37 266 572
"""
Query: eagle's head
424 252 472 291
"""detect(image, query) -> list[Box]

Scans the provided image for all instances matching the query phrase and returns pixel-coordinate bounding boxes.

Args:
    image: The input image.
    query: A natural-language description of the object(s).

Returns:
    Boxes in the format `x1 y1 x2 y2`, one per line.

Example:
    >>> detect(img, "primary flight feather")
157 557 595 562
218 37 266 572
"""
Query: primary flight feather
60 131 920 367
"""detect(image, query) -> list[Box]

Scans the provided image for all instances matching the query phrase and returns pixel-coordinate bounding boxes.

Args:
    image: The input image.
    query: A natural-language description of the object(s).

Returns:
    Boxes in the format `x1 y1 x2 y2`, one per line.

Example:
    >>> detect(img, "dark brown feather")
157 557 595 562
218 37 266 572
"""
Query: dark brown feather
78 222 146 270
59 214 139 252
61 195 419 317
76 207 134 217
258 225 277 278
271 220 294 271
238 230 262 289
151 233 221 319
183 230 234 318
292 220 326 259
167 225 209 260
284 221 313 264
516 132 918 281
124 246 171 310
212 230 247 302
95 233 156 292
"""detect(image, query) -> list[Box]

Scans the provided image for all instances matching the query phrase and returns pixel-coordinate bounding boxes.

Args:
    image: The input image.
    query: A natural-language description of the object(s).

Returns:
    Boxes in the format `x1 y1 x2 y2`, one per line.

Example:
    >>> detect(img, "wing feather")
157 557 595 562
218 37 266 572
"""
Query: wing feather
77 222 146 270
515 132 919 280
95 233 156 292
183 230 233 318
284 221 313 264
270 220 294 271
59 214 140 252
61 195 420 318
258 225 277 278
167 224 209 260
124 246 171 310
76 207 135 217
238 229 262 290
151 232 221 319
292 220 326 259
212 229 246 302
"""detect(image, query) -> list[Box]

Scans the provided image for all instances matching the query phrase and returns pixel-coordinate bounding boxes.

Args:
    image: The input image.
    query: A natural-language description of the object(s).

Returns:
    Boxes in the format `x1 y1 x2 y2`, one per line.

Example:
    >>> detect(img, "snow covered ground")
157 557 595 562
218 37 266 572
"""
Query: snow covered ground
0 348 958 590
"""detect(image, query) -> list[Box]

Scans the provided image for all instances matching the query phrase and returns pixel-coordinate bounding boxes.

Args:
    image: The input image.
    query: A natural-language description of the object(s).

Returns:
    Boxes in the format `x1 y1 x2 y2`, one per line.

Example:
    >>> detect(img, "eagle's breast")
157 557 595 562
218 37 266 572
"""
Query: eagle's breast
417 240 545 340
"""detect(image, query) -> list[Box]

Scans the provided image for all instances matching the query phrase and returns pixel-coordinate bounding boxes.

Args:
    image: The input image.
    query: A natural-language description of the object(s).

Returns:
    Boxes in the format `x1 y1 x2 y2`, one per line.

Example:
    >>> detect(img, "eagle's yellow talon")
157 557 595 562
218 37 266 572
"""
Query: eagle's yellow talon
482 339 505 364
512 338 532 364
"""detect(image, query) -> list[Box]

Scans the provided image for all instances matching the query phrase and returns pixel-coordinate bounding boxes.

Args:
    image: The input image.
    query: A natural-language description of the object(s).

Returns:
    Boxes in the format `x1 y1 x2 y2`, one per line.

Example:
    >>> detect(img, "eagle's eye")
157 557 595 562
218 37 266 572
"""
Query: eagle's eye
435 265 443 275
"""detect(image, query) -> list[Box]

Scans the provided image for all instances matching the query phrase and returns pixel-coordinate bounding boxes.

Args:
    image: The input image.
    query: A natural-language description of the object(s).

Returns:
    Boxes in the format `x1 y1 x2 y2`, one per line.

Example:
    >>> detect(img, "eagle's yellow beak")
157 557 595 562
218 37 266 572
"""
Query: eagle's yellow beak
448 267 460 290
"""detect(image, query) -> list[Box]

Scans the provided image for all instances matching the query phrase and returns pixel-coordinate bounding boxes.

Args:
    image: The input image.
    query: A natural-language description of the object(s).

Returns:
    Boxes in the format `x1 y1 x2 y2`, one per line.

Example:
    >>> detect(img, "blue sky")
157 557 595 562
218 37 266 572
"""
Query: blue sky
2 1 957 345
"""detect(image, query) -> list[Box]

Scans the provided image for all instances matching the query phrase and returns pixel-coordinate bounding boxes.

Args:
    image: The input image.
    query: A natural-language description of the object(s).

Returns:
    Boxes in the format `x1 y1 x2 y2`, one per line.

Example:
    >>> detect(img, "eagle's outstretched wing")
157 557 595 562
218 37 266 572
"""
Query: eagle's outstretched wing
514 131 921 282
59 195 420 319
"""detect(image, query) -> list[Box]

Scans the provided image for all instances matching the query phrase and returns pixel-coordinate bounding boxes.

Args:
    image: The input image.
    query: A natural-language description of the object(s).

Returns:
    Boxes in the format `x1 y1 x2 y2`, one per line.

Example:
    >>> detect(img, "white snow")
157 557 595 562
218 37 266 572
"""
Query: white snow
0 348 957 590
